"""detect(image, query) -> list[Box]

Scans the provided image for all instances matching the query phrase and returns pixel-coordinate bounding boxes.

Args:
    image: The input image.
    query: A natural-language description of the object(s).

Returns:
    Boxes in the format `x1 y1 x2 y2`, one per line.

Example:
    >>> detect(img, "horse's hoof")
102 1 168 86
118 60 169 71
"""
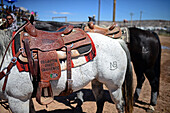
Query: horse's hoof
146 105 155 112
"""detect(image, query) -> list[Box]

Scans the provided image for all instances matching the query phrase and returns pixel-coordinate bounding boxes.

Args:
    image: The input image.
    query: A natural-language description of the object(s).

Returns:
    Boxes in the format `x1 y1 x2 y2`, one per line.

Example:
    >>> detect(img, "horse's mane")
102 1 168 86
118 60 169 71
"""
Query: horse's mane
0 30 13 58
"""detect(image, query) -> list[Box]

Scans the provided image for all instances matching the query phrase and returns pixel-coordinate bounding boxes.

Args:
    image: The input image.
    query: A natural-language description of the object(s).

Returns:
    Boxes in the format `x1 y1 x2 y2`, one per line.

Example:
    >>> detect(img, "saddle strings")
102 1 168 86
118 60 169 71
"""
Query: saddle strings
0 22 30 70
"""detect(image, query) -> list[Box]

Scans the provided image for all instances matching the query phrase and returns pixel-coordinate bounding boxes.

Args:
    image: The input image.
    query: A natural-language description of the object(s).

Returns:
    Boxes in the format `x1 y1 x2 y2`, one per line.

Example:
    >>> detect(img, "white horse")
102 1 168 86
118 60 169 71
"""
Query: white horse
0 29 133 113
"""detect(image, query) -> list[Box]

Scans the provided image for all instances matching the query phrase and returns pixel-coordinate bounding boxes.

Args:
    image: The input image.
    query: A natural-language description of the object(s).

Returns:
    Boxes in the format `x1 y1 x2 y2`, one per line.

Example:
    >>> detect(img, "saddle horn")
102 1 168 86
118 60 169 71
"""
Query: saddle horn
109 22 116 31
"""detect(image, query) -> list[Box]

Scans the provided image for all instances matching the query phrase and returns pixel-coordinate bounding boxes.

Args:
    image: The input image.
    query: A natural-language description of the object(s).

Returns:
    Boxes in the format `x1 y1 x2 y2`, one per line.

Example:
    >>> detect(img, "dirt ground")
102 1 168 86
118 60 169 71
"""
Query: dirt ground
0 35 170 113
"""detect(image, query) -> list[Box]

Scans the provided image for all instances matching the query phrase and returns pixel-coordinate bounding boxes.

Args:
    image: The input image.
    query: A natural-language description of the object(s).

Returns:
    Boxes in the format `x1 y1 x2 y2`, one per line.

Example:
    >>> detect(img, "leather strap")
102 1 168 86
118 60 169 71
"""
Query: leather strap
33 59 39 78
36 81 53 105
23 39 36 77
59 45 73 96
2 75 9 92
0 71 5 80
0 49 23 91
67 46 72 80
66 45 73 94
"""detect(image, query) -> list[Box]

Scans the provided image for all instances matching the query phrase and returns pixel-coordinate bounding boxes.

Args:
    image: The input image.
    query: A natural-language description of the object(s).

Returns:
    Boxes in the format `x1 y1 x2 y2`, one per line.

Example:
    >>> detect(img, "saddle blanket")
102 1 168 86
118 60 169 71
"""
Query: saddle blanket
12 32 96 72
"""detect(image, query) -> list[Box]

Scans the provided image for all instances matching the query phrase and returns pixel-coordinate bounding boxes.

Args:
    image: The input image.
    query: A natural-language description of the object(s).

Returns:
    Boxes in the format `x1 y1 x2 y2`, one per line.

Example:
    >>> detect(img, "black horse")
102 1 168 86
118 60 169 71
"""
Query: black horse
128 28 161 109
30 16 161 111
29 14 85 31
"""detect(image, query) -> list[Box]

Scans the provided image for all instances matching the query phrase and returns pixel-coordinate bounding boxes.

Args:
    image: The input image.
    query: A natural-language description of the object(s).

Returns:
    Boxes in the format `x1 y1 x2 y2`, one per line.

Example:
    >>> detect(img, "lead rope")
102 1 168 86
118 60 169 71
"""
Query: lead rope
0 48 24 92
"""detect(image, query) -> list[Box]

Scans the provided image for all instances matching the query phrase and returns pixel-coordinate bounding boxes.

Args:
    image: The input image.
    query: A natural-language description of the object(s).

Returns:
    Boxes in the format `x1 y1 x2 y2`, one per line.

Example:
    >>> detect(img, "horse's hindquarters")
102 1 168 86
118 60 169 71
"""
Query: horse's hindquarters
88 33 127 85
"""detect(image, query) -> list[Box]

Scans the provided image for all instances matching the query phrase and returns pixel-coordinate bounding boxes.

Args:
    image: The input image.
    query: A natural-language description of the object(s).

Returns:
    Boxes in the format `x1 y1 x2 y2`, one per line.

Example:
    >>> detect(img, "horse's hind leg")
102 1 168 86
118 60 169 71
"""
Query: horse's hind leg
8 96 30 113
145 68 159 106
74 91 84 113
91 79 105 113
133 67 145 103
108 86 124 113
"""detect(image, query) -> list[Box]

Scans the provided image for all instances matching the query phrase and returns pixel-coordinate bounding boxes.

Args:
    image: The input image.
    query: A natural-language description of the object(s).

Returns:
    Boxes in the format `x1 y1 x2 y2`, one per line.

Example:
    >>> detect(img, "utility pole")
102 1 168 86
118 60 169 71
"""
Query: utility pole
130 13 134 27
98 0 100 25
113 0 116 22
139 11 142 26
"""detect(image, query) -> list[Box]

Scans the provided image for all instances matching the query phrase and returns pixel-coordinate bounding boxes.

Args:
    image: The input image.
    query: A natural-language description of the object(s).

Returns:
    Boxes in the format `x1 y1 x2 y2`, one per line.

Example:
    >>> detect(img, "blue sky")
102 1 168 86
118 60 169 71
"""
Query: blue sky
3 0 170 22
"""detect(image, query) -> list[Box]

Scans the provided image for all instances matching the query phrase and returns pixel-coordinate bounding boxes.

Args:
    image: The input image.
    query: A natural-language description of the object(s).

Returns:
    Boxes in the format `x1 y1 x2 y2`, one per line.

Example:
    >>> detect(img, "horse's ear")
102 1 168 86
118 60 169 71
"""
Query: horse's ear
30 14 34 25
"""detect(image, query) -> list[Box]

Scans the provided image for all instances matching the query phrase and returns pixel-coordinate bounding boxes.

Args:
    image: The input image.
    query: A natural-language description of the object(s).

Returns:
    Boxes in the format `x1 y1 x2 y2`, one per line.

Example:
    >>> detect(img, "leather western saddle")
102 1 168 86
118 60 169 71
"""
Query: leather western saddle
84 21 122 38
23 19 92 105
0 18 92 105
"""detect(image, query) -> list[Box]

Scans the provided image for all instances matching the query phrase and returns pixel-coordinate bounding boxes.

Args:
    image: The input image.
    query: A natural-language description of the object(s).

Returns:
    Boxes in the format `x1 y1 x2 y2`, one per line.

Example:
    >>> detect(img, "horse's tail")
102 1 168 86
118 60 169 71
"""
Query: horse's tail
118 40 133 113
152 32 161 96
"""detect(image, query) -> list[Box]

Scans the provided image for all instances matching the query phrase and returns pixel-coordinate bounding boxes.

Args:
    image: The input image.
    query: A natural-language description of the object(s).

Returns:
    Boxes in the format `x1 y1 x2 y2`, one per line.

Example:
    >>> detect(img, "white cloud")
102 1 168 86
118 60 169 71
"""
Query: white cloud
52 11 59 14
52 11 71 15
60 12 71 14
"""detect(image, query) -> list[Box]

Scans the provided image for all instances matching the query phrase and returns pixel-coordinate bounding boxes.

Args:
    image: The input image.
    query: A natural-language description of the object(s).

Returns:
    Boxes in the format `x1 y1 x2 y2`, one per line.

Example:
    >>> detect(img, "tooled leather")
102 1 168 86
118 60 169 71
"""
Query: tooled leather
25 23 37 37
38 50 61 81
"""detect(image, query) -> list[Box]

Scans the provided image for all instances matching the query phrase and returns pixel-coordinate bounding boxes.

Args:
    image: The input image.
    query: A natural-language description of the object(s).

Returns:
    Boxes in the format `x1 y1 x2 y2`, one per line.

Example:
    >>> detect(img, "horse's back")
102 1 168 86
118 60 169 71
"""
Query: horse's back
129 27 160 67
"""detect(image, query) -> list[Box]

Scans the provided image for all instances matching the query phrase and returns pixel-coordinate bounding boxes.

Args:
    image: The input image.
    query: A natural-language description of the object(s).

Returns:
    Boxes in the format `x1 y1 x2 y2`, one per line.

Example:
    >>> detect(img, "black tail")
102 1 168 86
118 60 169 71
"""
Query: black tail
152 32 161 96
118 40 133 113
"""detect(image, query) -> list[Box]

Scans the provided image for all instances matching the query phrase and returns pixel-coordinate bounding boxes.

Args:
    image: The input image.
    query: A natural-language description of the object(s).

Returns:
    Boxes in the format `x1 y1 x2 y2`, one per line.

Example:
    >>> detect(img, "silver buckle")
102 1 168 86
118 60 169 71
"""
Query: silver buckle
11 57 17 64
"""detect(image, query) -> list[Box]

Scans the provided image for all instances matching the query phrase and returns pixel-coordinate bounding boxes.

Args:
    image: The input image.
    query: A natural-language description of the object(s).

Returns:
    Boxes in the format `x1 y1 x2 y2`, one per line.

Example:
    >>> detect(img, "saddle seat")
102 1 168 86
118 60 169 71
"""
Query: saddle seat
19 20 93 105
84 21 122 38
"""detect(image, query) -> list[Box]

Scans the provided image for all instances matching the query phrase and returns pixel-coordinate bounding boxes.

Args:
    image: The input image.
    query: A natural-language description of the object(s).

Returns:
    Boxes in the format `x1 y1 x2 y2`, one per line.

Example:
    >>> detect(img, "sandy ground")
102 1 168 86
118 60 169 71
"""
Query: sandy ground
0 35 170 113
